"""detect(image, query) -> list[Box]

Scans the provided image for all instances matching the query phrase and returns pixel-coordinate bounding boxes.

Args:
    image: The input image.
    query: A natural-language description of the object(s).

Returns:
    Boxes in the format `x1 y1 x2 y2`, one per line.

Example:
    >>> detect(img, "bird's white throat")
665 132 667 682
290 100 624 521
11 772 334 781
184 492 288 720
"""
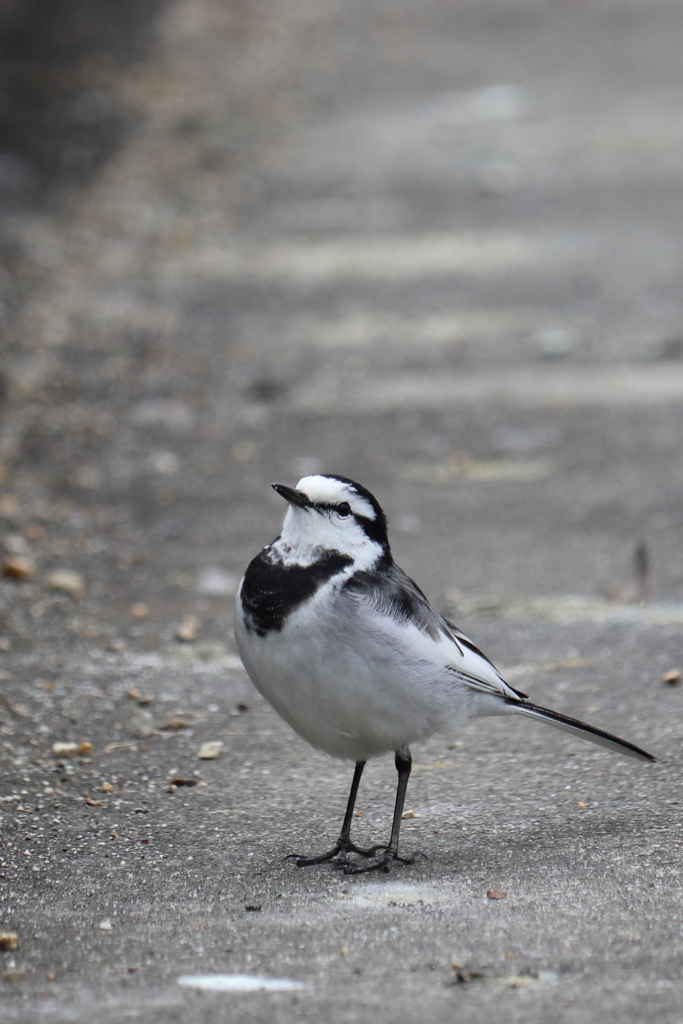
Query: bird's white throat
277 505 383 571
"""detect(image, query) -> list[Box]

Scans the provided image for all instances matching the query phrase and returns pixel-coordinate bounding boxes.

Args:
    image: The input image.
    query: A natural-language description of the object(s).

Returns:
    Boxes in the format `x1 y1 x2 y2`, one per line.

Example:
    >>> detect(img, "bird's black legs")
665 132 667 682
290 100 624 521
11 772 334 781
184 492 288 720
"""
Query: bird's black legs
339 747 420 874
287 761 382 867
288 748 424 874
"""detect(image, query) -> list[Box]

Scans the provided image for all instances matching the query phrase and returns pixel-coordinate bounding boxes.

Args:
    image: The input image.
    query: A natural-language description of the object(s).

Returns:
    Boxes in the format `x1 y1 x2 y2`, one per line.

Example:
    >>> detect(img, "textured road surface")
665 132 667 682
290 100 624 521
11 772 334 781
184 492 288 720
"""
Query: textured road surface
2 1 683 1021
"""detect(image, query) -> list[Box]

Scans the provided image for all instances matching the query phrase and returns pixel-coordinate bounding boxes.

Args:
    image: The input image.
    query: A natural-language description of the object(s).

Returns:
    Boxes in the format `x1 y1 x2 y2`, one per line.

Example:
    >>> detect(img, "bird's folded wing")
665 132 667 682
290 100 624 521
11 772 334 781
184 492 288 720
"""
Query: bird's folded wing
345 564 526 702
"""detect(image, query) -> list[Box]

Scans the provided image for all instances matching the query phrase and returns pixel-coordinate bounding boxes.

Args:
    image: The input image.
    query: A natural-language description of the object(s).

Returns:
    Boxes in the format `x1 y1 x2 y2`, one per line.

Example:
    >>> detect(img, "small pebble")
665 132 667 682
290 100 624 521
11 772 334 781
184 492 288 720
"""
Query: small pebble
47 569 84 598
99 919 112 931
130 603 149 619
0 637 11 651
131 710 155 738
52 741 78 756
77 741 93 756
2 556 35 580
198 741 224 760
4 969 26 983
0 933 18 951
175 615 200 642
100 782 114 793
161 718 189 731
3 534 29 555
663 669 681 686
486 889 508 900
531 326 576 360
23 524 45 543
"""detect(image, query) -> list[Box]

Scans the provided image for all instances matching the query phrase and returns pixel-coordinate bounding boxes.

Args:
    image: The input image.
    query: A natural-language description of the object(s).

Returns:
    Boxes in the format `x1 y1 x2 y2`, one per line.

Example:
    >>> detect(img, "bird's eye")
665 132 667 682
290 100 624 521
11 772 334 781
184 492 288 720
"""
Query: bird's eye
336 502 351 518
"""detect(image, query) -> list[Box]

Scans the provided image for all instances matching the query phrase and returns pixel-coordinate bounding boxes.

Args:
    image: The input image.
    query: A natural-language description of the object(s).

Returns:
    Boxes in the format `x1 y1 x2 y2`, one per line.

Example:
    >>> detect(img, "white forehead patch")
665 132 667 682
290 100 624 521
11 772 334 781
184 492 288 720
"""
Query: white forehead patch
296 475 377 521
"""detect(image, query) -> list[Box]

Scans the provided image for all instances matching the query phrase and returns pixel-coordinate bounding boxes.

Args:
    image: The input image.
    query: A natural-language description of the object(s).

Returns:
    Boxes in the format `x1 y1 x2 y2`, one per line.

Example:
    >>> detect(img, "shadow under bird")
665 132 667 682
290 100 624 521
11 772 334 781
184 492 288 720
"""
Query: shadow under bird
234 474 655 873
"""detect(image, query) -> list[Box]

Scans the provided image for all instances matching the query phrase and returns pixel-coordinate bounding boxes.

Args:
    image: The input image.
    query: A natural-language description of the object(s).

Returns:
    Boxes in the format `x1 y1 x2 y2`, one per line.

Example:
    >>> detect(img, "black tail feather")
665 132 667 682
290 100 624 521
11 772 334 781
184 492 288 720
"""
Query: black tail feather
505 698 655 763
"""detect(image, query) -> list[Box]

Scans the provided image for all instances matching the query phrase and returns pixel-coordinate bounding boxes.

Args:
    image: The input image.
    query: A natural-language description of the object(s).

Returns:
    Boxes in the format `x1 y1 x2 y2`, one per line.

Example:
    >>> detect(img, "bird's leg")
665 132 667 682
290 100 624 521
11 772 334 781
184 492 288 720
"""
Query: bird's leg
287 760 382 867
341 747 423 874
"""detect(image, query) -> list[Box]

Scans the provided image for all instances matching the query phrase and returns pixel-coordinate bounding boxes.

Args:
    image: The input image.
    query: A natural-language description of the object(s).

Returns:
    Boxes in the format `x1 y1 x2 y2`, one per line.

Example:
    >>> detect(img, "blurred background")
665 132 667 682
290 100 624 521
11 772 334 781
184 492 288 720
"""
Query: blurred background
1 2 683 1011
2 0 683 674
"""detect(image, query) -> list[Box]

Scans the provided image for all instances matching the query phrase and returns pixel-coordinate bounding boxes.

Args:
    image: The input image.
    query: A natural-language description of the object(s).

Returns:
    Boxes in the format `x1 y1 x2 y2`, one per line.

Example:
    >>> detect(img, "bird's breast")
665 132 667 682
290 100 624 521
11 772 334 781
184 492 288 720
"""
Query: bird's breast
239 547 353 637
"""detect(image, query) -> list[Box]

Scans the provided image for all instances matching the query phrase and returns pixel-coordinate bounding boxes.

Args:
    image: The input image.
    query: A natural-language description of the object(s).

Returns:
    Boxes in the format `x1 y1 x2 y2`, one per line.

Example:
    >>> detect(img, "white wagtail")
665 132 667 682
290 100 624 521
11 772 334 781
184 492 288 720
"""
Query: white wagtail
235 474 655 873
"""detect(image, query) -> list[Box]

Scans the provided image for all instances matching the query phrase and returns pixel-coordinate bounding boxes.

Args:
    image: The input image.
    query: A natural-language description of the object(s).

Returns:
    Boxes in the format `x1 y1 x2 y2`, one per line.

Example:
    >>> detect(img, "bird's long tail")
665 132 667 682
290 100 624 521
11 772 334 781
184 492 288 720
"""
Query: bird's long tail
505 698 655 762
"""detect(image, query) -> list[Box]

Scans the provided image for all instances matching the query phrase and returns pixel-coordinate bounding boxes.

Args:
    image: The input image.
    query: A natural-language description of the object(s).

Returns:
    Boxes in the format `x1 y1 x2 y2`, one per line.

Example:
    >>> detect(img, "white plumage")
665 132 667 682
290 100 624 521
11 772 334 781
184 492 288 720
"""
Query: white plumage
235 474 654 873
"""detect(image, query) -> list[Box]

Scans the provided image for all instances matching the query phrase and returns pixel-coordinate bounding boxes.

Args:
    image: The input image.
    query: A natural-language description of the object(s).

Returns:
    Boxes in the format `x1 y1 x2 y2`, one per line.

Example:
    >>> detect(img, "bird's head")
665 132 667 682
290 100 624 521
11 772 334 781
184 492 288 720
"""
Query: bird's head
273 474 389 565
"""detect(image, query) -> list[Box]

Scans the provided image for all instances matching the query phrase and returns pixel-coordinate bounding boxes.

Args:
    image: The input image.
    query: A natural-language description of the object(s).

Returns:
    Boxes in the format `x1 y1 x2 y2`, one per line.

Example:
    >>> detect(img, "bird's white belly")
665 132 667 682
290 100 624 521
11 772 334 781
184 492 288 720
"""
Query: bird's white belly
235 605 457 761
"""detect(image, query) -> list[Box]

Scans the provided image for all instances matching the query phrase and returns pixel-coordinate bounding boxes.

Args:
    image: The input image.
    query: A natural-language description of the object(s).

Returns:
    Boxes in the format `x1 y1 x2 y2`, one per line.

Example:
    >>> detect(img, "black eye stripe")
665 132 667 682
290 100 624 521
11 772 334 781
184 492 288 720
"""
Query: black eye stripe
313 501 352 517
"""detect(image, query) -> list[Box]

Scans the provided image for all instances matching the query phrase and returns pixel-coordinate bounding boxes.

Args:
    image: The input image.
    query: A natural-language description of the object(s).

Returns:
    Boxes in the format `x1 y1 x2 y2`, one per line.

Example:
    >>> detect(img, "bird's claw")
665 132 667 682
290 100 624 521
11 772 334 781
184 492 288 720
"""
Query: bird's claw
338 848 426 875
286 839 384 868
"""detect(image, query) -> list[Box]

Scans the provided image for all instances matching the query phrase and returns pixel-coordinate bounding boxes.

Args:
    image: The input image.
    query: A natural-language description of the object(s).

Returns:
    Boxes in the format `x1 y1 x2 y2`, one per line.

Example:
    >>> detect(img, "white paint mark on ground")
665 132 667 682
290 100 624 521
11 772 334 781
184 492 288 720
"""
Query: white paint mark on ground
289 365 683 413
162 232 541 286
403 456 553 483
346 882 443 907
456 594 683 625
281 308 539 348
177 974 310 992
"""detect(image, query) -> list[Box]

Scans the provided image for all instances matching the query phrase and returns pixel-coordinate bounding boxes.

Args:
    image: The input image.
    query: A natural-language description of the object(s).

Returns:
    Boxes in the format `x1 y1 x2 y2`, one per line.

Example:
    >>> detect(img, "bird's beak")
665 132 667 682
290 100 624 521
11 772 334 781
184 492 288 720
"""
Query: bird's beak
272 483 312 509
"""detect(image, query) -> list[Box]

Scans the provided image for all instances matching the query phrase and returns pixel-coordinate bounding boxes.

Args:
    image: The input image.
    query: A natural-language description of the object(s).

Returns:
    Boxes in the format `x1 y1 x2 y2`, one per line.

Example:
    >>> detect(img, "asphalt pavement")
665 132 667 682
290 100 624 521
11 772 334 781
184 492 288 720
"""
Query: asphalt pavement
2 1 683 1021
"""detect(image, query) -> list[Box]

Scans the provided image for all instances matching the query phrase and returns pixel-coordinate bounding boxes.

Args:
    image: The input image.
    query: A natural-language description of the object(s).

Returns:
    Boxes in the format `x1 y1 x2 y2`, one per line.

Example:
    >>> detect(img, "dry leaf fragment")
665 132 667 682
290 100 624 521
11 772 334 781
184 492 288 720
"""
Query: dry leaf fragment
23 524 45 542
198 741 223 759
486 889 508 900
47 570 84 598
2 556 35 580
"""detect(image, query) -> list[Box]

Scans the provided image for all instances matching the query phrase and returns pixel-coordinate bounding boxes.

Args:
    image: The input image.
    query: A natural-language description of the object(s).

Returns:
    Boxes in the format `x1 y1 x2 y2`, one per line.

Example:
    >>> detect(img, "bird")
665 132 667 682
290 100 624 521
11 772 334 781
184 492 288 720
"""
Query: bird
234 473 655 873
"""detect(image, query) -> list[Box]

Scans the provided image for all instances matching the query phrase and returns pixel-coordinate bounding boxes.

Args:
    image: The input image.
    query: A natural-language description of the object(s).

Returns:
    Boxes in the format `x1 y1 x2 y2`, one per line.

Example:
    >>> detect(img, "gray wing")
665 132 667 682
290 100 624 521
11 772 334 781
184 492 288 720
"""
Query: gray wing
342 562 528 701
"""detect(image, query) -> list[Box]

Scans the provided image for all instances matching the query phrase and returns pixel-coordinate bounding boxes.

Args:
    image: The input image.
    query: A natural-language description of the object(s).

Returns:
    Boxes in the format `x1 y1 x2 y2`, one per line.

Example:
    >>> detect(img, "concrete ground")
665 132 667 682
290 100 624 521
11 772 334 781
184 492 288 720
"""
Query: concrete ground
1 0 683 1020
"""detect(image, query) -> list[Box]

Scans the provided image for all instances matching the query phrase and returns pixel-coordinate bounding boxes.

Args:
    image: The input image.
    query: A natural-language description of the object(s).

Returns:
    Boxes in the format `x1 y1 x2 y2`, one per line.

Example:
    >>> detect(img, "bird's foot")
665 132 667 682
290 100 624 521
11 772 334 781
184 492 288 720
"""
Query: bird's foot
337 848 426 875
286 838 382 868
